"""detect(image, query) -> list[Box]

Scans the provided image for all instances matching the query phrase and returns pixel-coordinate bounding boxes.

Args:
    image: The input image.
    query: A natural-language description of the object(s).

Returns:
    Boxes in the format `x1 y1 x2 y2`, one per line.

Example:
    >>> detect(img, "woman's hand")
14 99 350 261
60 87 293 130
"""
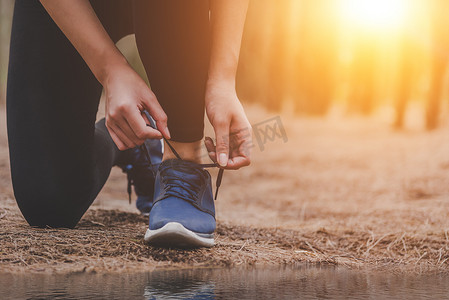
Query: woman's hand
39 1 170 151
205 81 252 169
206 0 250 169
104 63 170 150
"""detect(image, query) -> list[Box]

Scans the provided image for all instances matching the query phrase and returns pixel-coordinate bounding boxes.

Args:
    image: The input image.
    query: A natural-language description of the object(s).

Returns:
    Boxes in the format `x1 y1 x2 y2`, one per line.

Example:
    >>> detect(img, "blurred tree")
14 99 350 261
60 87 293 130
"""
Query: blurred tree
394 36 414 129
237 0 273 106
293 0 338 115
426 0 449 130
347 35 377 115
238 0 298 112
264 0 291 111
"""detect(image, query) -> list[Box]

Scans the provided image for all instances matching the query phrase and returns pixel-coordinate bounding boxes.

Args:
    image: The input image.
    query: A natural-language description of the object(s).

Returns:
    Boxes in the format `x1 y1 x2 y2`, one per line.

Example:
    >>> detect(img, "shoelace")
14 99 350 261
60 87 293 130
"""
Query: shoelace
158 163 206 202
125 113 224 202
127 111 224 202
125 164 133 204
140 129 224 201
123 147 156 204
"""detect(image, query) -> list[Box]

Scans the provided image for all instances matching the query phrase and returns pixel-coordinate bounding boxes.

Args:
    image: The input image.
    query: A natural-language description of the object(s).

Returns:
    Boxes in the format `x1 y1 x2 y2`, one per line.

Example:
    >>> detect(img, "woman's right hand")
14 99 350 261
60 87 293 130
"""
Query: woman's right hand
38 1 169 150
103 63 170 150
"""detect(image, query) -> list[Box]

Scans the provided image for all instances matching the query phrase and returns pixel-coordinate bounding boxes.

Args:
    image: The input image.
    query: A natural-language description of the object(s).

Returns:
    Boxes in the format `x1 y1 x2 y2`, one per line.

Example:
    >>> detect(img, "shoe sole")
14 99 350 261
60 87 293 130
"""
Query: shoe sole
144 222 214 248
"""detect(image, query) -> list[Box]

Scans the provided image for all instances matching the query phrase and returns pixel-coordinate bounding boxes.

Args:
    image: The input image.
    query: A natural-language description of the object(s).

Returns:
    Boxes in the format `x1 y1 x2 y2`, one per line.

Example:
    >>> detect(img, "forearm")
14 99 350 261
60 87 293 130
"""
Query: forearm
208 0 249 87
40 0 127 85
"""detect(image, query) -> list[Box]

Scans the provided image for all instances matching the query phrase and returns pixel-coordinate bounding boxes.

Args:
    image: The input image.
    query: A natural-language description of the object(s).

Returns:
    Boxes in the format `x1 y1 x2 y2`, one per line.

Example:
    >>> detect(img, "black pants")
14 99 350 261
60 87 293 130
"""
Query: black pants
6 0 211 228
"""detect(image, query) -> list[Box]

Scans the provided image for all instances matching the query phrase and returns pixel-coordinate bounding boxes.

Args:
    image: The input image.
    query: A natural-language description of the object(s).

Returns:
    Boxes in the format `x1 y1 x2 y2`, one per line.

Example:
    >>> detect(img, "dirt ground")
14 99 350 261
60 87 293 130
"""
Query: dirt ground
1 105 449 274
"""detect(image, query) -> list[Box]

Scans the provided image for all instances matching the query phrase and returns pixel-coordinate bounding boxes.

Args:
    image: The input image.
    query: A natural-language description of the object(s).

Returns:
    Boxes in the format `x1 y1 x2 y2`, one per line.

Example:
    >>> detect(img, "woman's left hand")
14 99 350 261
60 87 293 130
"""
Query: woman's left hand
205 81 252 170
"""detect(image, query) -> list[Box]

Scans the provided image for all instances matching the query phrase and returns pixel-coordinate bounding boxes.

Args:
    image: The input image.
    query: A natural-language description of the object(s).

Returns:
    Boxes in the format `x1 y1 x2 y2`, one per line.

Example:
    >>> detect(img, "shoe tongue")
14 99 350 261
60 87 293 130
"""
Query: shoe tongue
159 160 208 201
159 159 206 182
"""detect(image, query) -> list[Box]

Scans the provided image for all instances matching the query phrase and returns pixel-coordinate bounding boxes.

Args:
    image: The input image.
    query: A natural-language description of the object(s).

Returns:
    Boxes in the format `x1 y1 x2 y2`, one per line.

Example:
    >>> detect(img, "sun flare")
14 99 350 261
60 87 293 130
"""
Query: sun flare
340 0 408 31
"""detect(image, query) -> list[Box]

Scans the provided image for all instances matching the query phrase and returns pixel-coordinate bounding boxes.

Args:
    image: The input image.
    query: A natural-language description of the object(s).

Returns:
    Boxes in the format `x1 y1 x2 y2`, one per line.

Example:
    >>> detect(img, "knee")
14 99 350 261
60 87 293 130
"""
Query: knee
15 197 81 229
21 208 80 229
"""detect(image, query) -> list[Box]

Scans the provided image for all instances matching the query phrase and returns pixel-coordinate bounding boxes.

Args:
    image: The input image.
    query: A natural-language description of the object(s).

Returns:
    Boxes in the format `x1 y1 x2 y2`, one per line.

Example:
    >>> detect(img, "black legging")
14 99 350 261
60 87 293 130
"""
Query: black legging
6 0 211 228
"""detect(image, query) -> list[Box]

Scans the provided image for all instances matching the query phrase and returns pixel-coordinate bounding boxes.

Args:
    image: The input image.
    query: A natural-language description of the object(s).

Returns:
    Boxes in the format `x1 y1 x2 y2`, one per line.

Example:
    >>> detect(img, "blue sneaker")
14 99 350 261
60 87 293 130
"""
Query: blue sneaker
116 138 162 216
144 159 218 248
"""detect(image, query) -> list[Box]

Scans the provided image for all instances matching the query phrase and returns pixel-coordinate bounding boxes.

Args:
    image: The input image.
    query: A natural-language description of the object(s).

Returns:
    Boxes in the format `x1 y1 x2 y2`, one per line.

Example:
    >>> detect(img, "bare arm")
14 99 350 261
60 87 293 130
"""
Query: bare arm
205 0 251 169
40 0 170 150
40 0 123 83
208 0 249 84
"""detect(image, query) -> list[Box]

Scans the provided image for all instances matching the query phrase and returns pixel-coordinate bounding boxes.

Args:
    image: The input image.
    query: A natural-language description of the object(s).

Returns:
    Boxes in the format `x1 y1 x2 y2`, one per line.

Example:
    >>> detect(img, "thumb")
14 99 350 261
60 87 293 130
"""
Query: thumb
141 92 171 139
214 120 230 167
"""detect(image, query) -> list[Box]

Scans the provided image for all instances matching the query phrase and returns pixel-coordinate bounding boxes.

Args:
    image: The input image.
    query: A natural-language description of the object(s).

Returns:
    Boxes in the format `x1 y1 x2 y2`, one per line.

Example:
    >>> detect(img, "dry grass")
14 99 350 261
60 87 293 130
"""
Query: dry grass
0 105 449 274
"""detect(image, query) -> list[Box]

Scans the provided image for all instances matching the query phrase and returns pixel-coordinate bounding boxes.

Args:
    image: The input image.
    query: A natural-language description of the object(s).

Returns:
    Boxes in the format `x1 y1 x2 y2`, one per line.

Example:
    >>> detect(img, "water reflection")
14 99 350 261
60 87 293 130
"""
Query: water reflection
1 265 448 299
144 269 216 299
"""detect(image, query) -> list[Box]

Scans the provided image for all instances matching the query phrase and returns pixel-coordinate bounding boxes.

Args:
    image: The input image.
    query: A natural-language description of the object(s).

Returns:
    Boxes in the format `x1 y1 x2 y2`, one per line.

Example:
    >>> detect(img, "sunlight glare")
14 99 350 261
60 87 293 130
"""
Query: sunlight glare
340 0 408 31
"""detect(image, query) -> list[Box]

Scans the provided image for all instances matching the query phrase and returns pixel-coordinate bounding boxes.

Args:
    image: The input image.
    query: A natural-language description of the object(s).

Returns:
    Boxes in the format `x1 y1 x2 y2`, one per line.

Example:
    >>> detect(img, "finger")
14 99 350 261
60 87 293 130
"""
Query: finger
141 92 171 139
106 125 129 151
125 109 163 141
230 139 252 162
204 136 216 152
118 116 145 145
141 110 152 126
208 151 217 163
109 123 136 149
223 156 251 170
204 137 217 163
107 108 138 148
141 111 166 138
213 120 230 167
228 127 252 165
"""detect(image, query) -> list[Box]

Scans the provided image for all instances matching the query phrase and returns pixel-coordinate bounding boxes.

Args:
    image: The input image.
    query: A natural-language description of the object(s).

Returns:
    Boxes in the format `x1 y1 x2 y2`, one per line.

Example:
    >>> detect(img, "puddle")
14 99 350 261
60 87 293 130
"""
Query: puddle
1 265 448 299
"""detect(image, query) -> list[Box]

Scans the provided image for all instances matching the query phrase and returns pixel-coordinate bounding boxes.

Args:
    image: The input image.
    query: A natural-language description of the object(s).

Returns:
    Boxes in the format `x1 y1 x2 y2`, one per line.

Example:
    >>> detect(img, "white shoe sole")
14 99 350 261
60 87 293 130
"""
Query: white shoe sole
144 222 214 248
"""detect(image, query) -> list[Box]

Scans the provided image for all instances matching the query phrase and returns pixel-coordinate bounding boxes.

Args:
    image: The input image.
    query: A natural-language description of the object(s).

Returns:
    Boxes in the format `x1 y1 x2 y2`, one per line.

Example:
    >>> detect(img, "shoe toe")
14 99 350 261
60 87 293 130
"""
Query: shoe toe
149 197 216 234
136 195 152 215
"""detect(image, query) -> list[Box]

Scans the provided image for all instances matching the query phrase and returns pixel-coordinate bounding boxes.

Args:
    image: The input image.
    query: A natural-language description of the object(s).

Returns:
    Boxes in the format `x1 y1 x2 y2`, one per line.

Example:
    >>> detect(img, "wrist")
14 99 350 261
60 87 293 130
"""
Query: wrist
96 53 130 86
206 76 236 93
